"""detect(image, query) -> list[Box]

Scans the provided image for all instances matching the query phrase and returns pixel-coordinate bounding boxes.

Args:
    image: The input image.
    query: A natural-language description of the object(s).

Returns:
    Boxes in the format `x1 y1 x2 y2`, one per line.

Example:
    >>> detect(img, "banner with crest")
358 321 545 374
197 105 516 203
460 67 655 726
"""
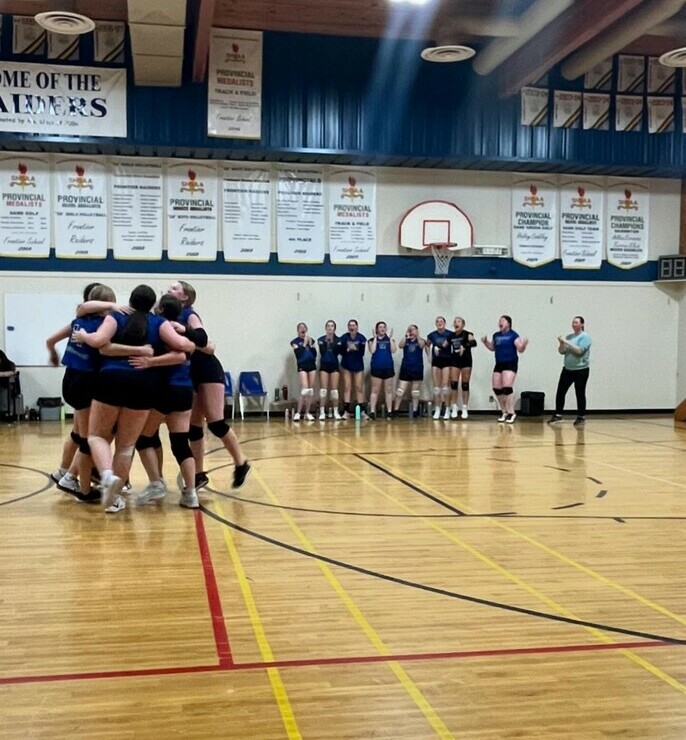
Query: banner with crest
222 165 272 262
166 162 219 261
606 184 649 269
511 180 558 267
276 168 325 263
53 157 108 259
559 182 604 269
328 168 377 265
0 156 51 257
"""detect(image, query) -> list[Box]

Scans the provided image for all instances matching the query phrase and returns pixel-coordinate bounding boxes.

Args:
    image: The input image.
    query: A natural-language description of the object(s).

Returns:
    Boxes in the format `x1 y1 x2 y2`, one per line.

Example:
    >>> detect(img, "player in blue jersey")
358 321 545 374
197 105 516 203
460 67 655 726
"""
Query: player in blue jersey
449 316 477 419
317 320 341 420
368 321 396 420
167 281 251 492
481 314 529 424
291 322 317 421
132 295 203 509
392 324 426 419
73 285 195 513
427 316 454 420
339 319 367 419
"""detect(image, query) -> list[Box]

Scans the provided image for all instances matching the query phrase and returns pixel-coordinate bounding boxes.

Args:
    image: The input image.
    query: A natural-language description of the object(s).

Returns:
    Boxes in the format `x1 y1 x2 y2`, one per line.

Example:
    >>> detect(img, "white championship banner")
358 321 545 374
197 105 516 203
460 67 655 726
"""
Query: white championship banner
520 87 548 126
584 60 612 91
208 28 262 140
94 22 125 63
222 165 271 262
553 91 581 129
647 97 674 134
583 93 610 130
166 162 219 261
617 55 645 93
53 158 108 259
559 182 604 270
511 180 558 267
12 16 45 56
0 62 127 137
648 57 676 94
328 168 377 265
606 184 649 269
276 168 325 263
111 158 164 260
0 156 51 258
615 95 643 132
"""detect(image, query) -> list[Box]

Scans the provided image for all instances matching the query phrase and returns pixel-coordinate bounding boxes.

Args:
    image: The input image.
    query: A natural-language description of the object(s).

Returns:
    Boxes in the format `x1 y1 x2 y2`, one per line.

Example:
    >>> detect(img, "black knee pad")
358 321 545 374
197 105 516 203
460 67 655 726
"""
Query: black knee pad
450 381 458 391
136 434 159 451
502 386 513 396
151 431 162 449
461 382 470 392
189 425 204 442
207 419 230 438
493 388 504 396
70 430 80 445
79 438 91 456
169 432 193 465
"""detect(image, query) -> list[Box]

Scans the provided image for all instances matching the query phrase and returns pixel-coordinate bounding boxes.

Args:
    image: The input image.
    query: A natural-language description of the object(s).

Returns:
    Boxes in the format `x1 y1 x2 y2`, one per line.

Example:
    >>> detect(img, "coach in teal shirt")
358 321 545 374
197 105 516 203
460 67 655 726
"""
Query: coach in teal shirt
548 316 591 426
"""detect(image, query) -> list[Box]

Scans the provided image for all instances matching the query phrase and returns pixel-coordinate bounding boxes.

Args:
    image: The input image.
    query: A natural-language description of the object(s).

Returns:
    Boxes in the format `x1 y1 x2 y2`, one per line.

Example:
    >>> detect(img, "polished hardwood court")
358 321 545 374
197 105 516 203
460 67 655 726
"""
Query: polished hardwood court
0 413 685 739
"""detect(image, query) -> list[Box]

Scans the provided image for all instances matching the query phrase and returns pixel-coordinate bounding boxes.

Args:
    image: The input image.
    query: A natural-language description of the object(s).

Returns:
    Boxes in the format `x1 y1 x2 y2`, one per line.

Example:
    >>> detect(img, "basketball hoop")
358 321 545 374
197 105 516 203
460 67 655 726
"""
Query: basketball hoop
429 242 457 276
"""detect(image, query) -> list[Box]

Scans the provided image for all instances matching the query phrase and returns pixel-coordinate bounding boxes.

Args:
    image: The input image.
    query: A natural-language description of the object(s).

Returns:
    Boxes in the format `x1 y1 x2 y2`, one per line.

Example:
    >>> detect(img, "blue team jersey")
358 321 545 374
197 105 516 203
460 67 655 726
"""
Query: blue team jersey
100 313 166 373
450 330 475 361
62 315 104 372
339 332 366 372
291 336 317 369
493 330 520 363
370 336 394 371
317 335 340 370
166 356 192 387
400 338 424 373
427 330 454 358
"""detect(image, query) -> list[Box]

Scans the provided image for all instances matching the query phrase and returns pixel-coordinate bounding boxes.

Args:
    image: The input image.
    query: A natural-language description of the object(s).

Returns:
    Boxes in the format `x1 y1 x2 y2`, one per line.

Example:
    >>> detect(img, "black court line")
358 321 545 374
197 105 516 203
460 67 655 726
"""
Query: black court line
545 465 571 472
587 477 603 484
551 502 585 511
354 453 466 516
201 506 686 646
596 490 608 499
0 465 54 508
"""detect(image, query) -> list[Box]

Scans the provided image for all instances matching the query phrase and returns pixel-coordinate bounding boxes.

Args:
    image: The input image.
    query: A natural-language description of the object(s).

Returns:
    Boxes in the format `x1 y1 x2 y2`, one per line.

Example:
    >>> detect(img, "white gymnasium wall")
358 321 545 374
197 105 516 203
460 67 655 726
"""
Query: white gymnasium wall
0 273 677 412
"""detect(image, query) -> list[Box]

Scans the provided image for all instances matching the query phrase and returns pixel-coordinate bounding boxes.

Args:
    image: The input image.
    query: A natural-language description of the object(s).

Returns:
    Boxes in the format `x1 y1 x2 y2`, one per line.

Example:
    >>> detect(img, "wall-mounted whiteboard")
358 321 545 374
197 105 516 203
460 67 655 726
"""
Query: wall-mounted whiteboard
4 294 80 366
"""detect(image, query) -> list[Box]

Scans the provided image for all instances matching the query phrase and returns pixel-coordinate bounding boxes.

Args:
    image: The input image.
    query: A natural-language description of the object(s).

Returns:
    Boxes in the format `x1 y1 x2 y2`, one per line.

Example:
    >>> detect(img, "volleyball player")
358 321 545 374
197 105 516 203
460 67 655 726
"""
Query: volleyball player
72 284 194 513
317 320 341 420
368 322 396 419
427 316 454 420
339 319 367 419
449 316 477 419
481 315 529 424
393 324 426 418
167 280 251 490
132 295 201 508
290 322 317 421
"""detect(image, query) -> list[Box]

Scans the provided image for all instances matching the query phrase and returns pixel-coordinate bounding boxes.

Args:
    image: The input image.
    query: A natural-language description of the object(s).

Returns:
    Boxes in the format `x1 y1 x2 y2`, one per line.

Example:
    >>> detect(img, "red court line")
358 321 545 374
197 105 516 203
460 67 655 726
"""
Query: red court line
194 509 233 667
0 640 672 686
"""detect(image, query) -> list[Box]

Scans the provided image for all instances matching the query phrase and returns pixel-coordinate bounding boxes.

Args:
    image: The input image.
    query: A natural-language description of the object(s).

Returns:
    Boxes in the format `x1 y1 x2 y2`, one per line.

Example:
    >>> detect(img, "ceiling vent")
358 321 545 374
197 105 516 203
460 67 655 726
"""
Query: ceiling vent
420 44 476 63
34 11 95 35
659 47 686 66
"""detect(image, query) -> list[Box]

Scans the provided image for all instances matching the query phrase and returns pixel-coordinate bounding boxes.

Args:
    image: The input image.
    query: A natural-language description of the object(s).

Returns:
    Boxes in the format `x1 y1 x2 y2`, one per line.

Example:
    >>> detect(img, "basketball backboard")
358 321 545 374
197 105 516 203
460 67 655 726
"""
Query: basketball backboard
399 200 474 251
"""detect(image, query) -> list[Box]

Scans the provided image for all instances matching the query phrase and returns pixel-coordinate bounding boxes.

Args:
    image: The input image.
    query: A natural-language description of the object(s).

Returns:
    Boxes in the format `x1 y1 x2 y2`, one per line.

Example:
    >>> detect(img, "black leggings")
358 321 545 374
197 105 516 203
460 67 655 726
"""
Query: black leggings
555 367 589 415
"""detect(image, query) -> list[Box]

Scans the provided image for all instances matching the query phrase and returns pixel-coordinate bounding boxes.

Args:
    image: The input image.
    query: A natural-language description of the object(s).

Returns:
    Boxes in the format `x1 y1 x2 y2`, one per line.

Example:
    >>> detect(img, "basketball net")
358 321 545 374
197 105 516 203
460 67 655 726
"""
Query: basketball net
429 243 456 276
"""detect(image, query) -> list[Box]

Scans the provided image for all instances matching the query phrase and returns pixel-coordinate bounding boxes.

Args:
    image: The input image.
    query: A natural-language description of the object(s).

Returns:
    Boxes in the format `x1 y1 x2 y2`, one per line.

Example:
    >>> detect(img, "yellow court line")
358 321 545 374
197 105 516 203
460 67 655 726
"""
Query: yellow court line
214 500 302 740
250 467 456 740
301 432 686 694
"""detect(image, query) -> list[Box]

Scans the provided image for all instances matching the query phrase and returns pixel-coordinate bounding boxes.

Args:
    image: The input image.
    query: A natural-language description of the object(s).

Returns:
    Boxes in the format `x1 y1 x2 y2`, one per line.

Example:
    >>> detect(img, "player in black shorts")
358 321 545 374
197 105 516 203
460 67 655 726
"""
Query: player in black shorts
449 316 477 419
427 316 454 420
168 280 251 490
317 320 341 420
290 322 317 421
392 324 426 419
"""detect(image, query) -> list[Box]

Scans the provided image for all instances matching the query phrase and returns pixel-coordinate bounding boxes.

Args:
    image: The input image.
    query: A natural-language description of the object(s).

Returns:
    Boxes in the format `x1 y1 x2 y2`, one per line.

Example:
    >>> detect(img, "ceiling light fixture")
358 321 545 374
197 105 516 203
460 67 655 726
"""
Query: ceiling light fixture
34 11 96 36
658 47 686 66
420 44 476 63
388 0 433 6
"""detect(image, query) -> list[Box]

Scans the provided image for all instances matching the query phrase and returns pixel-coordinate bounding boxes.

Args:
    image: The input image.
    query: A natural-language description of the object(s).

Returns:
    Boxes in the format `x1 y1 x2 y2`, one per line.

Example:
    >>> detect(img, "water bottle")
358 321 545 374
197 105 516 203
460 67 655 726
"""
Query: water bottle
275 387 280 401
284 408 290 421
282 385 288 401
354 404 361 420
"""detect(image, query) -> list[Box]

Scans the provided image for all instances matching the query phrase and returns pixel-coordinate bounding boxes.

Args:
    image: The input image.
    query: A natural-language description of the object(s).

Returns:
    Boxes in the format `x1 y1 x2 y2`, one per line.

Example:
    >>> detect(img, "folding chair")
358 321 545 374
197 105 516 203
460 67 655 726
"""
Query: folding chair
237 371 269 420
223 371 235 420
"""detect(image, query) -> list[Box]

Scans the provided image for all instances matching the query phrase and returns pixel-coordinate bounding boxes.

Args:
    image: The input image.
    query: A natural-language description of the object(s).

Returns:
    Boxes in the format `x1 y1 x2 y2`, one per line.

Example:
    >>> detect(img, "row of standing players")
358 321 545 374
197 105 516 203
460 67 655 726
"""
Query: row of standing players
46 280 250 514
291 315 592 425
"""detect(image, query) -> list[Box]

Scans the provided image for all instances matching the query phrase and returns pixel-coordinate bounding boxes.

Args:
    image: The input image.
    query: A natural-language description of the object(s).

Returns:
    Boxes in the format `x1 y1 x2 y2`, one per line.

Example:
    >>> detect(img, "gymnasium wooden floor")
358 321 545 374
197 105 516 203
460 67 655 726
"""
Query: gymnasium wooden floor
0 413 685 739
